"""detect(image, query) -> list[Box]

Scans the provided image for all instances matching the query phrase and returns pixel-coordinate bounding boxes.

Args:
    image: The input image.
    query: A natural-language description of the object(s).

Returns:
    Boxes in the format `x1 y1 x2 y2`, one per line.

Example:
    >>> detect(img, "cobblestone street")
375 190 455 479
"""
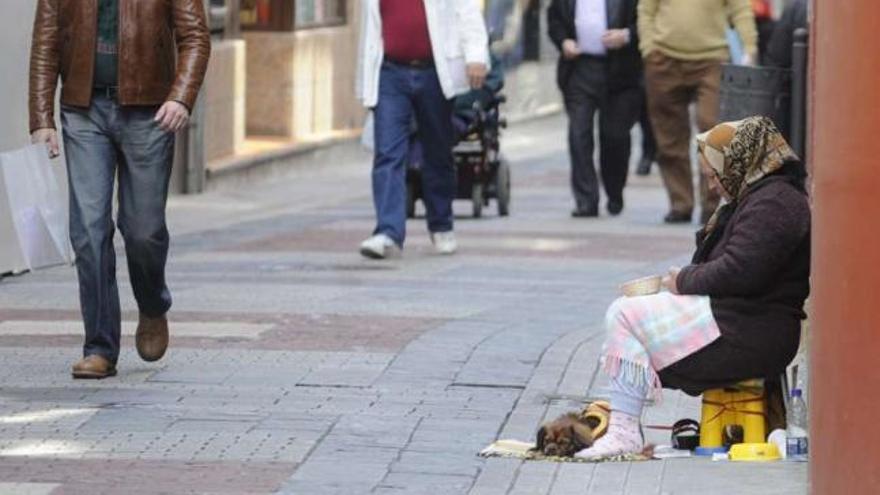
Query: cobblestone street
0 115 807 494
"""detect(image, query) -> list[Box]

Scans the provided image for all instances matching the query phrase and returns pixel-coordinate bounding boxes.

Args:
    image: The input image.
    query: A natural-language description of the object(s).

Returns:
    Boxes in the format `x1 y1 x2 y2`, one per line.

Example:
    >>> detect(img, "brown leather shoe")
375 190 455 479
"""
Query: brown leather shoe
72 355 117 379
136 313 169 362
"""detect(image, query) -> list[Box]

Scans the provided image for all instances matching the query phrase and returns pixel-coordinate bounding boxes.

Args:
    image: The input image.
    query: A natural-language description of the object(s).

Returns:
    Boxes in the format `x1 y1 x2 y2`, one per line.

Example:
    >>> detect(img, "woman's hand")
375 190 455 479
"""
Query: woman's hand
662 266 681 295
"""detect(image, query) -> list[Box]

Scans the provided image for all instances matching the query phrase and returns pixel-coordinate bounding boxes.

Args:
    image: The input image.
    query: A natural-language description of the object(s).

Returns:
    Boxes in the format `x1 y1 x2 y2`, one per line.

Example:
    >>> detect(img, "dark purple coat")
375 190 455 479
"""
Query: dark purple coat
659 175 811 395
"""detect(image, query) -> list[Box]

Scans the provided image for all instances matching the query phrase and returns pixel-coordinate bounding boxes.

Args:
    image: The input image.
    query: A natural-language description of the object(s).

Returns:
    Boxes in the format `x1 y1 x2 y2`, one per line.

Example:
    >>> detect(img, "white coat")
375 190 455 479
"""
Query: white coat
355 0 490 108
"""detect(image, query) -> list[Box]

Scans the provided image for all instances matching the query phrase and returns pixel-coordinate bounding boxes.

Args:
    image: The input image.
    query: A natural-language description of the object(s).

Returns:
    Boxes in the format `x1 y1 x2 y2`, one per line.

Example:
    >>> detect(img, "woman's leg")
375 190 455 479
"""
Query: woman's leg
576 298 653 458
576 294 721 458
573 374 649 458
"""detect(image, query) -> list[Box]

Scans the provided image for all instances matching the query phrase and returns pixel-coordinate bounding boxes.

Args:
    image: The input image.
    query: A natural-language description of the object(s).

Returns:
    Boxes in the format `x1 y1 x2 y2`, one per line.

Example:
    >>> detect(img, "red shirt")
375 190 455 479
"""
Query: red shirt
752 0 772 19
381 0 433 62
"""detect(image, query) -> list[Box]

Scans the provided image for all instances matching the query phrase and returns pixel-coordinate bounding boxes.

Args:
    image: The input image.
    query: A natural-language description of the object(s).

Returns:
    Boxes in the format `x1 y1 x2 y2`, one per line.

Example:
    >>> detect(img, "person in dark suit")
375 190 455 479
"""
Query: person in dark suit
547 0 641 217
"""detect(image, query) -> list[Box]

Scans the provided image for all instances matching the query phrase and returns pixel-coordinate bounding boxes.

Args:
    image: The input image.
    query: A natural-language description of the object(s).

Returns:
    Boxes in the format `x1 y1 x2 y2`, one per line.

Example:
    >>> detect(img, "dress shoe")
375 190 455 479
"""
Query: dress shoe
607 200 624 216
635 156 653 176
571 207 599 218
663 211 692 224
72 355 116 379
136 313 169 362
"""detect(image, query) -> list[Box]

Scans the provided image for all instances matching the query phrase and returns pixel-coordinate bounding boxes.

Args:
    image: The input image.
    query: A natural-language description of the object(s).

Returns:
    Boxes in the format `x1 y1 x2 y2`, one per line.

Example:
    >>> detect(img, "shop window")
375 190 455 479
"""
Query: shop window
241 0 346 31
295 0 347 29
209 0 230 35
241 0 295 31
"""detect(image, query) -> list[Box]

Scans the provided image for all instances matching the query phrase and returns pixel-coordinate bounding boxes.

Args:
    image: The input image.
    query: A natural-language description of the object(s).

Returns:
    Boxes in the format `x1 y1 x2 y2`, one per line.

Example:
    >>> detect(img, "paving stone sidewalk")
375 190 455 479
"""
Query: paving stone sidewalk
0 115 807 494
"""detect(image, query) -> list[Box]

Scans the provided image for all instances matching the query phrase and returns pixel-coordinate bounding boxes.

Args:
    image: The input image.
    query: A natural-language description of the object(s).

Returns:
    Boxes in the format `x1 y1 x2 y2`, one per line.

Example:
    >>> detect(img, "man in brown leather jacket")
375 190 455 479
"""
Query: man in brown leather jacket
29 0 210 379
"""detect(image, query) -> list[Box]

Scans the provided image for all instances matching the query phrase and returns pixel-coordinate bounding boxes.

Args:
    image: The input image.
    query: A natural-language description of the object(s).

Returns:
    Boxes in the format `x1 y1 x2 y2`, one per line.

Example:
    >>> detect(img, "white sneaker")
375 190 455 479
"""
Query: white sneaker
431 231 457 255
359 234 400 259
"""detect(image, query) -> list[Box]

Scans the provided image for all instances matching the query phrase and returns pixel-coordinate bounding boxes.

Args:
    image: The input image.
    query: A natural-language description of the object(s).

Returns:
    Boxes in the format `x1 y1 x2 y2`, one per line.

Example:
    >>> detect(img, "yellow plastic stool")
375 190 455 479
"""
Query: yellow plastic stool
696 379 779 460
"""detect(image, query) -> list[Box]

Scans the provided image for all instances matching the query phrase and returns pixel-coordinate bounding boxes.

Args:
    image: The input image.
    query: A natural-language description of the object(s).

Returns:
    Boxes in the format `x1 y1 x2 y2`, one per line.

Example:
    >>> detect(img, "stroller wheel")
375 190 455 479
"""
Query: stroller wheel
496 158 511 217
472 183 484 218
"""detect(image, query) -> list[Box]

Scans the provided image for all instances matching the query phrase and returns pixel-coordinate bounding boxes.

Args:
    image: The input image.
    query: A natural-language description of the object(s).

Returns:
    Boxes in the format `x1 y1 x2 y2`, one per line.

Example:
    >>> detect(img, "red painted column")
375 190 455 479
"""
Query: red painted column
810 1 880 493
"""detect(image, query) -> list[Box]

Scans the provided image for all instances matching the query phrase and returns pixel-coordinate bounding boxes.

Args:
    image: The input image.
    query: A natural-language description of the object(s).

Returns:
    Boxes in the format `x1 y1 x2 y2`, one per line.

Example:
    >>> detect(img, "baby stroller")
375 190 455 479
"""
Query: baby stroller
406 62 510 218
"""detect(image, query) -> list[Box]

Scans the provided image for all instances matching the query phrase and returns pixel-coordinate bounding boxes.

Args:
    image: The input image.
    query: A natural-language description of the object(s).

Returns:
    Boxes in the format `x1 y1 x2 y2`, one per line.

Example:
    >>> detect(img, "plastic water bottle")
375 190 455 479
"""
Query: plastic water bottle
786 388 809 461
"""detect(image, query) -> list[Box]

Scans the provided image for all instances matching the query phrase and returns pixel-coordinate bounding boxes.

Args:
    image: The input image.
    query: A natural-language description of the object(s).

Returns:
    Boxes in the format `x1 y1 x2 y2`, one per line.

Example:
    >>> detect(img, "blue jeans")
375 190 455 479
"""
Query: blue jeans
61 94 175 363
373 62 455 246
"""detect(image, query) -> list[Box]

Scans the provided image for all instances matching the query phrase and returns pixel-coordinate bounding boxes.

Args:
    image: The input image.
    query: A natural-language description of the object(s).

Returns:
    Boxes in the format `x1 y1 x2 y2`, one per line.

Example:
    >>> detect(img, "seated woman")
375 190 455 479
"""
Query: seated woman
576 116 811 459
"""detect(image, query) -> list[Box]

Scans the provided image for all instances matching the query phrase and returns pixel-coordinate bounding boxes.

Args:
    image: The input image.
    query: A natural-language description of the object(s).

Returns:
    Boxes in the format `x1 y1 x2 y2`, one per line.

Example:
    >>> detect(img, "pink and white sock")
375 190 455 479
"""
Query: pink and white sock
574 411 644 459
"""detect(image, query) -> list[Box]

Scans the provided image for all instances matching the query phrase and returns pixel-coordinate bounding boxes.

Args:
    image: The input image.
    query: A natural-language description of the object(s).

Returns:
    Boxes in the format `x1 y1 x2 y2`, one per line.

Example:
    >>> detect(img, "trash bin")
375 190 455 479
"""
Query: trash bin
718 64 792 139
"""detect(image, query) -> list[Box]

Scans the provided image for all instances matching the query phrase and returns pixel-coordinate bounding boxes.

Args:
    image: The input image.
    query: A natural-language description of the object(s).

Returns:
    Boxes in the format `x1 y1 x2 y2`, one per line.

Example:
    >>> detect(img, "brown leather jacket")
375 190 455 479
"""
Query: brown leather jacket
29 0 211 133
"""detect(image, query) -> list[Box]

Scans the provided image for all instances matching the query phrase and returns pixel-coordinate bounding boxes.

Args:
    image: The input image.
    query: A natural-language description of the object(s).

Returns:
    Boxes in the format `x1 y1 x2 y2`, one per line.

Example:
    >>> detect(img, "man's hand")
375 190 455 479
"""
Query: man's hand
601 29 630 50
31 128 60 159
661 266 682 295
155 101 190 133
466 63 488 90
562 39 581 60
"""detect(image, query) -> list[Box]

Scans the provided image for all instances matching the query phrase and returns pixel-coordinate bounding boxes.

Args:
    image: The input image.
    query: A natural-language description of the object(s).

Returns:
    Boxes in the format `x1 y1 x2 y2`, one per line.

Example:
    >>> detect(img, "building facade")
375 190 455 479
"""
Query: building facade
204 0 561 173
0 0 561 273
0 0 44 274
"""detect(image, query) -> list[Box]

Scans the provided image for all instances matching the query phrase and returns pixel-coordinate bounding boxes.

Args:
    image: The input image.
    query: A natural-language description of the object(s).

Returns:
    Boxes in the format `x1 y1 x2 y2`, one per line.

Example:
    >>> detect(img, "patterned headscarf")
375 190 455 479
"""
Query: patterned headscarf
696 116 799 235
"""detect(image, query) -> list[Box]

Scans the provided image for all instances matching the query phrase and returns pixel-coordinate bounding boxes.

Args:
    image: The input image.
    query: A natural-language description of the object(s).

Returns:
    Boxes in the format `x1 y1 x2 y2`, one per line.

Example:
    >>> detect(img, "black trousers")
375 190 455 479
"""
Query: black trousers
562 57 640 211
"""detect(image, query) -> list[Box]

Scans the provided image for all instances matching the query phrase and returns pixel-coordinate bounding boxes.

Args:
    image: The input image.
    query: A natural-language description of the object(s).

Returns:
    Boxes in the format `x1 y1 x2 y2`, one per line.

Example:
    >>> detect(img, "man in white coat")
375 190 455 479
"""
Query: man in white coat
356 0 490 259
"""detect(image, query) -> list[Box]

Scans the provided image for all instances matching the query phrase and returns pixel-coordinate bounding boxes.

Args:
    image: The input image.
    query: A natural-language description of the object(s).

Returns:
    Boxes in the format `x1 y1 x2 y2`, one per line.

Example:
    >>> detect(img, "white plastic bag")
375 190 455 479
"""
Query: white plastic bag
0 144 72 270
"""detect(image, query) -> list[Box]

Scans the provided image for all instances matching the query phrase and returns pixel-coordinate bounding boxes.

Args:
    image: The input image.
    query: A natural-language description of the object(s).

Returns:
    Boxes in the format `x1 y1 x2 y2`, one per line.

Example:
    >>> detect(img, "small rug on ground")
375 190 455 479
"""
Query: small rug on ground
479 439 653 463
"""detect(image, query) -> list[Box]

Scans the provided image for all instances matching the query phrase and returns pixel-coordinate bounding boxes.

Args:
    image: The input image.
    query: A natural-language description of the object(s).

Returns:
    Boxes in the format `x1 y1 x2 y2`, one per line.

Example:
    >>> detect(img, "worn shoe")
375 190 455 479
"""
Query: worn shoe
136 313 169 362
635 156 653 176
571 207 599 218
72 355 116 379
607 200 624 216
663 211 692 224
574 412 644 460
431 231 457 255
359 234 400 260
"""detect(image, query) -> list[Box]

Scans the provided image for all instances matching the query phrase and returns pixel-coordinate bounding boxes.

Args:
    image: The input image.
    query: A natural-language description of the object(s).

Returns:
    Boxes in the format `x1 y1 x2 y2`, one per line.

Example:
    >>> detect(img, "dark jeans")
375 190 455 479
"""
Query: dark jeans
563 56 640 211
61 94 174 363
373 62 455 246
